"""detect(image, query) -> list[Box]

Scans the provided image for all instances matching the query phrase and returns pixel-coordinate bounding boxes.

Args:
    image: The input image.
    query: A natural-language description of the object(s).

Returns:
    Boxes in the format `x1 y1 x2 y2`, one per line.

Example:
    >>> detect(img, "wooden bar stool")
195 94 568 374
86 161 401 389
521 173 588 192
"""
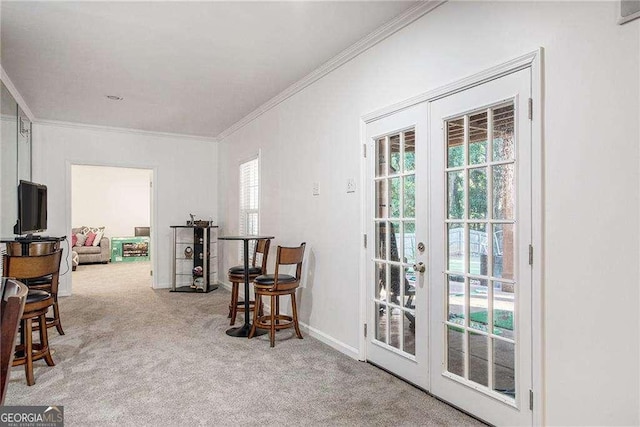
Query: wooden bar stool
249 243 305 347
227 239 270 326
3 250 63 385
5 242 65 335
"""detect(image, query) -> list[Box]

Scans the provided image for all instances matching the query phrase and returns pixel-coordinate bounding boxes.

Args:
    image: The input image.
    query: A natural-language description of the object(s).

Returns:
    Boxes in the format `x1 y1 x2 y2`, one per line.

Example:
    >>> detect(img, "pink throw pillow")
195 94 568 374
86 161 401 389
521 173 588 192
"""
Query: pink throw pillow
85 232 96 246
72 234 78 247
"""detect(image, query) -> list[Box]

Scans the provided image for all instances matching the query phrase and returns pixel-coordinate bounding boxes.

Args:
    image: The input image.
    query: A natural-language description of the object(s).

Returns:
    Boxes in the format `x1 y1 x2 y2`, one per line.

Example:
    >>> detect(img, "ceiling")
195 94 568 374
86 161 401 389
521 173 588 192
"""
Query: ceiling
1 1 417 138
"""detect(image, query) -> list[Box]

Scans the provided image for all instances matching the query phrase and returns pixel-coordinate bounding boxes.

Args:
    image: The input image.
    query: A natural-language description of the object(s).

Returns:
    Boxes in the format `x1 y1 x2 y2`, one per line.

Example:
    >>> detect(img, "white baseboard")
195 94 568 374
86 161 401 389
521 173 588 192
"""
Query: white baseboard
297 321 359 360
217 280 232 292
219 279 359 360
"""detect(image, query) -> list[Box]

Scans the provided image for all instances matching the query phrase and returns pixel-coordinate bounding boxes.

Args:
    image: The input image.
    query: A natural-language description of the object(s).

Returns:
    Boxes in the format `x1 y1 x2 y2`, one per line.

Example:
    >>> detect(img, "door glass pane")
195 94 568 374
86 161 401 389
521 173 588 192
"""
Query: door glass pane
447 325 464 377
405 267 416 312
376 180 388 218
492 104 514 162
468 167 487 219
492 164 515 220
447 171 464 219
447 118 464 168
389 134 401 175
389 221 401 261
375 222 386 260
493 223 514 280
375 302 387 343
404 130 415 172
469 111 488 165
404 308 416 356
468 331 489 386
389 307 402 350
404 175 415 218
403 221 416 265
469 223 487 275
493 281 515 340
493 339 515 397
469 278 488 332
447 223 464 273
389 264 402 306
389 177 401 218
376 263 387 302
447 274 464 324
376 137 387 177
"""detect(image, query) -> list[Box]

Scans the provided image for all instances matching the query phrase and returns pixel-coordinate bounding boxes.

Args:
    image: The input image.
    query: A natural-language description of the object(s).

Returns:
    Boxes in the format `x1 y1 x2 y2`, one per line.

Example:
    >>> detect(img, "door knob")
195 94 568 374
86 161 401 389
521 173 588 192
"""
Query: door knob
413 262 426 273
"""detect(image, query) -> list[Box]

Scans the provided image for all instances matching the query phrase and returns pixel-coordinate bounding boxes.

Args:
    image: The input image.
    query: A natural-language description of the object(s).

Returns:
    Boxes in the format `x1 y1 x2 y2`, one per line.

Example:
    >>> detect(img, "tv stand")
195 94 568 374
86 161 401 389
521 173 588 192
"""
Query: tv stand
16 234 49 241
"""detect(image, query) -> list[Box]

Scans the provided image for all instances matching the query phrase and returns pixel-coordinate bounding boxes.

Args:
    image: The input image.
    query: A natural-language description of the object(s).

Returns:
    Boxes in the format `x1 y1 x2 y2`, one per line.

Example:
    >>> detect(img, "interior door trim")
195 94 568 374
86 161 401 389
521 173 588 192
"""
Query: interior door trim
362 49 541 125
358 48 544 425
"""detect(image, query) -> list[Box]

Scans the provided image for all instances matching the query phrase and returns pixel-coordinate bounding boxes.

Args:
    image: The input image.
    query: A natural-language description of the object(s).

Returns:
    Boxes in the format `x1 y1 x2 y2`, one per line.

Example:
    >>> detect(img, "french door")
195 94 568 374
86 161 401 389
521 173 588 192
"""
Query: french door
365 69 532 426
429 68 532 425
365 103 429 389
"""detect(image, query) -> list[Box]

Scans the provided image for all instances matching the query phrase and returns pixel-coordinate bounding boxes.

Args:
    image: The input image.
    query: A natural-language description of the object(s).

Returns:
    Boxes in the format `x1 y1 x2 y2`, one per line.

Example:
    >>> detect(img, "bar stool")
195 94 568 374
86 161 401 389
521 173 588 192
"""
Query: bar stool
227 239 270 326
3 250 63 385
249 243 306 347
5 242 64 335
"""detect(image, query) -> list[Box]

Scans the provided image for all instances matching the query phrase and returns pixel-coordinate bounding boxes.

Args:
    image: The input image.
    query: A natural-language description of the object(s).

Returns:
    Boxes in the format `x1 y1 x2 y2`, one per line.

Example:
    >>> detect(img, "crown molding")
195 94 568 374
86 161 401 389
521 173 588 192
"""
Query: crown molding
36 119 219 143
216 0 446 141
1 65 36 121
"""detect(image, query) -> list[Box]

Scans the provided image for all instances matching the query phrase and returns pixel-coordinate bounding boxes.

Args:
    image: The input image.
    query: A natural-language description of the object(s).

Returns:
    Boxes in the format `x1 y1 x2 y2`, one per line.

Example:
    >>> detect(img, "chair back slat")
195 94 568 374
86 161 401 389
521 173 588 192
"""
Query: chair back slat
273 243 306 291
255 239 271 272
2 250 63 293
5 242 58 256
276 244 306 266
0 279 28 405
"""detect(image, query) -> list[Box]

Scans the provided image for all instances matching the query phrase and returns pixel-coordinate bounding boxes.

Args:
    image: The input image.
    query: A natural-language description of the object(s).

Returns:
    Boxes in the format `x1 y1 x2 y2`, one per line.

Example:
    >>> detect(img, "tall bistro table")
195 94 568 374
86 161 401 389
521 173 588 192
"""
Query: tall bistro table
219 235 274 337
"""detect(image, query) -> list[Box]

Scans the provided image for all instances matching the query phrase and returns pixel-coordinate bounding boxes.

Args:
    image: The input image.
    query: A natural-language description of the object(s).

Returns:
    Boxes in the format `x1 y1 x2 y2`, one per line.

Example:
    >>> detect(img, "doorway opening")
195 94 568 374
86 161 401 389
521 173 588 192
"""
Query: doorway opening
70 165 153 293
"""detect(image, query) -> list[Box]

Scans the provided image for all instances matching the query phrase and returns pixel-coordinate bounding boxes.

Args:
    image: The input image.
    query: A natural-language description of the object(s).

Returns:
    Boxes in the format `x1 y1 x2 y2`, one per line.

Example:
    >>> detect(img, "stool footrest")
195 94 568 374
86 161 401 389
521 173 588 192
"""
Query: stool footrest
12 343 52 366
254 314 295 331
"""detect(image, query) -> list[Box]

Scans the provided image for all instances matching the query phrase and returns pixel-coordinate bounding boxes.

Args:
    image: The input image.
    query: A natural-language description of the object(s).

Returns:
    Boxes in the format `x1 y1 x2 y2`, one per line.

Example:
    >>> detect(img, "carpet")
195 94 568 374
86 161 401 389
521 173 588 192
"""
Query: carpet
4 261 483 426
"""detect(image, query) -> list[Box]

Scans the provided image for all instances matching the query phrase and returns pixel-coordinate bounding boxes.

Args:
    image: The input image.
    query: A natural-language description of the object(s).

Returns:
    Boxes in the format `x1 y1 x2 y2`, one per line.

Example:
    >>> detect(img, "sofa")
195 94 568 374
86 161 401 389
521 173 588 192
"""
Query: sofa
71 227 110 264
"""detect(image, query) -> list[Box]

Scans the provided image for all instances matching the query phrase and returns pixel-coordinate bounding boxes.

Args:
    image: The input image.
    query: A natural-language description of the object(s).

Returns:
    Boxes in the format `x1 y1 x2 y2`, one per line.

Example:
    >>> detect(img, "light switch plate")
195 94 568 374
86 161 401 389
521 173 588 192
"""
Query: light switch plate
312 182 320 196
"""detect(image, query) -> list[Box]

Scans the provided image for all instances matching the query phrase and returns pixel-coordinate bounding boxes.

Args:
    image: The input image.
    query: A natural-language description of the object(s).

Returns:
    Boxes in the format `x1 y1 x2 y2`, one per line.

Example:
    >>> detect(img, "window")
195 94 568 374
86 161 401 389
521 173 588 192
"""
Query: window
239 157 259 258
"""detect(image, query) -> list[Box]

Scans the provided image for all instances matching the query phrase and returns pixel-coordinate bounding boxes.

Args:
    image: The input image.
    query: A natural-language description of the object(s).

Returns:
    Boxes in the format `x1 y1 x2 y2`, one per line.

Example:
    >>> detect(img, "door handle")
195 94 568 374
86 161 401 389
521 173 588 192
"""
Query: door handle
413 262 426 273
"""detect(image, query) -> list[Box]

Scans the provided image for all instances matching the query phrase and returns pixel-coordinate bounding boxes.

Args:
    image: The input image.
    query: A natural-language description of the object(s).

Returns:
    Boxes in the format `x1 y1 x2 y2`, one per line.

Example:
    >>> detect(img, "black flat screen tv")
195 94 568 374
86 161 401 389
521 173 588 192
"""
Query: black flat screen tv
14 180 47 236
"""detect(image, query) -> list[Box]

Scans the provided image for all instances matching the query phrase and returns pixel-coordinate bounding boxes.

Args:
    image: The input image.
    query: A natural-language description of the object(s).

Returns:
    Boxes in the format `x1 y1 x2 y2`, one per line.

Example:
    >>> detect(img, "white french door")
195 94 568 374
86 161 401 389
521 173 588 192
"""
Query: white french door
429 68 532 426
365 68 532 426
365 103 429 389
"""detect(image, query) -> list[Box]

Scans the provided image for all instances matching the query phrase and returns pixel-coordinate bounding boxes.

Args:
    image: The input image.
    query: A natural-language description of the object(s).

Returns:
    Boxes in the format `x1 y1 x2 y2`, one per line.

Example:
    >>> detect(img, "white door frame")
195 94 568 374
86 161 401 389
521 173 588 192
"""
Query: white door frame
359 48 544 425
65 160 159 291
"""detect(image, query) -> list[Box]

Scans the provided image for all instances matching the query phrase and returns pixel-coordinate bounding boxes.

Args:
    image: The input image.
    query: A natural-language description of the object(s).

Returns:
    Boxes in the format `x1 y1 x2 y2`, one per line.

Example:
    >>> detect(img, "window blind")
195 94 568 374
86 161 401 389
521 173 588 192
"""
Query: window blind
239 157 259 260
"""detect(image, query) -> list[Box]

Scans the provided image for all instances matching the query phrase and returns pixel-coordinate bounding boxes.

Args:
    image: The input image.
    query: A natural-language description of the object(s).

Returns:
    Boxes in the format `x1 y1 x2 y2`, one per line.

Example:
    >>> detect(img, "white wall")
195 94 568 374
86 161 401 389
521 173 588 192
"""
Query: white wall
0 116 18 236
72 164 151 237
33 123 217 295
217 2 639 425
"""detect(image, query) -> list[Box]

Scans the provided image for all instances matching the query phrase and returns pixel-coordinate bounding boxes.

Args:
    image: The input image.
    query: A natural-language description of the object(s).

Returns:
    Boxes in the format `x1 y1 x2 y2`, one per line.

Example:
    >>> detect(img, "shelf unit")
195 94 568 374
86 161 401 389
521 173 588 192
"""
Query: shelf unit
170 224 219 293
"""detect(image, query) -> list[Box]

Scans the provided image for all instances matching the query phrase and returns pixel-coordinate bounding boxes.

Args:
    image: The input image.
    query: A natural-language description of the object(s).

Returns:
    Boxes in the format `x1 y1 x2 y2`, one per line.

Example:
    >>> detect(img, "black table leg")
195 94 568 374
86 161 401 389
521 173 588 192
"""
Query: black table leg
226 239 266 337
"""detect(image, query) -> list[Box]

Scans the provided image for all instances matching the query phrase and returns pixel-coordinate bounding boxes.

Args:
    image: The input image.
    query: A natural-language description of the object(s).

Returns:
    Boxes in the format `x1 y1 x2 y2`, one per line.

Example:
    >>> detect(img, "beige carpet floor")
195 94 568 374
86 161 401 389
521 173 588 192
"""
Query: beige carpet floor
4 261 483 426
